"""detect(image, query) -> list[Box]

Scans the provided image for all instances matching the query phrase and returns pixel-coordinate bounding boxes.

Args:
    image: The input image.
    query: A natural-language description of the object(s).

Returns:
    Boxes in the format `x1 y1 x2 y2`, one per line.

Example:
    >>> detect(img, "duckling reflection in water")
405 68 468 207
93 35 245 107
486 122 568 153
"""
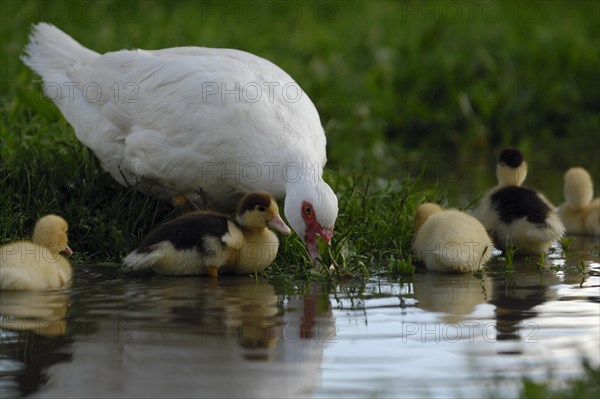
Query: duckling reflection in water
412 272 493 324
0 290 69 336
28 277 333 398
123 191 291 276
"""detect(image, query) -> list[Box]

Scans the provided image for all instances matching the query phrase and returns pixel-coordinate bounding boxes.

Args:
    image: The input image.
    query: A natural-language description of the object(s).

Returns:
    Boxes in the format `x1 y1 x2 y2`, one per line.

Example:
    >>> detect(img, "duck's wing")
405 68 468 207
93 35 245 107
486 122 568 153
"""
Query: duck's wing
83 48 326 190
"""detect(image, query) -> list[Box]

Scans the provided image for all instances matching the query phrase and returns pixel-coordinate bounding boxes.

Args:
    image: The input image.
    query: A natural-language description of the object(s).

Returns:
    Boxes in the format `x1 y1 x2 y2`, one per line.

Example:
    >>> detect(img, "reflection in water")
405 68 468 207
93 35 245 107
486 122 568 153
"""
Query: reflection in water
487 262 560 342
489 237 599 343
412 272 492 323
1 245 598 399
0 291 69 337
0 290 72 398
1 273 335 398
567 235 600 259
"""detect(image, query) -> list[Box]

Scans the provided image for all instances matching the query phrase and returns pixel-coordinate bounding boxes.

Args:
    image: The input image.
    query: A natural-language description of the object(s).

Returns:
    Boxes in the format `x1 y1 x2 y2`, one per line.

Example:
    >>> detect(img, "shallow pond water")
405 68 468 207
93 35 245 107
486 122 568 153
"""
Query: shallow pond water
1 236 599 399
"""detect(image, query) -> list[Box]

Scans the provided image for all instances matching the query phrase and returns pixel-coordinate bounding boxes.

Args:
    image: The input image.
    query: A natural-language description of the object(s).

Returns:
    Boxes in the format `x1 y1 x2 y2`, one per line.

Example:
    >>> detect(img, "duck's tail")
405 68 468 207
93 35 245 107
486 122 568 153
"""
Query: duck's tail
21 23 99 84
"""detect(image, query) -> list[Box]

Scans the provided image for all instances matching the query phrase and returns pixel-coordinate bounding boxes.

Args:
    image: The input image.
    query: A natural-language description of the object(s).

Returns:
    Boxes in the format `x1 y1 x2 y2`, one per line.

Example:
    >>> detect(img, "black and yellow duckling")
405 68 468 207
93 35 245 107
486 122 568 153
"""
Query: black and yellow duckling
558 167 600 236
0 215 73 290
475 148 565 254
123 191 291 276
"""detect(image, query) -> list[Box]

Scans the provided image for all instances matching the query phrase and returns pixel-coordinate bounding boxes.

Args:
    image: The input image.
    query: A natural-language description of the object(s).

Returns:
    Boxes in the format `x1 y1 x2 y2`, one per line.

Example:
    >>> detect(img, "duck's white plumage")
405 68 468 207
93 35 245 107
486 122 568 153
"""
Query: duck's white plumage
23 24 324 206
23 23 338 261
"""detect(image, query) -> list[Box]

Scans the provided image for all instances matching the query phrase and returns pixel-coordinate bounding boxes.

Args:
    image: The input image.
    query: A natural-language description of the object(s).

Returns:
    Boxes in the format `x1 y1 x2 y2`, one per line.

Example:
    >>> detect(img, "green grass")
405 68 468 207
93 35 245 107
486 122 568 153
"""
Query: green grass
1 0 599 277
485 361 600 399
518 362 600 399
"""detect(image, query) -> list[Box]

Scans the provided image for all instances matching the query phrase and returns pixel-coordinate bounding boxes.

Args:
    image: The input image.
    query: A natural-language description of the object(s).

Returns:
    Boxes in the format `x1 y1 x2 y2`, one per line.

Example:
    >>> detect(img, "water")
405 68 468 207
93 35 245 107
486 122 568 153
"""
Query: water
1 236 599 398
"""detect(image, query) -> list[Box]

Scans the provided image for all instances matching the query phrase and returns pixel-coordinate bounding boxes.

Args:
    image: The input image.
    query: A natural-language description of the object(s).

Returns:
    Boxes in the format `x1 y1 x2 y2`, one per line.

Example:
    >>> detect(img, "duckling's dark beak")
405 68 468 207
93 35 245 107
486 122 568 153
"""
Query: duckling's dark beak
267 215 291 235
60 245 73 257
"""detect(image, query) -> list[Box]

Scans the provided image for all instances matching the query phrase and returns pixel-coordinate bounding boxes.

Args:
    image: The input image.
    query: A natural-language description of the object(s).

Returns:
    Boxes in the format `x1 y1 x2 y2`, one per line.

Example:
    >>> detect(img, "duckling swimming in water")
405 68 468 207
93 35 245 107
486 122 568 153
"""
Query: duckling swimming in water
475 148 565 254
123 191 291 276
558 167 600 236
0 215 73 290
413 203 493 273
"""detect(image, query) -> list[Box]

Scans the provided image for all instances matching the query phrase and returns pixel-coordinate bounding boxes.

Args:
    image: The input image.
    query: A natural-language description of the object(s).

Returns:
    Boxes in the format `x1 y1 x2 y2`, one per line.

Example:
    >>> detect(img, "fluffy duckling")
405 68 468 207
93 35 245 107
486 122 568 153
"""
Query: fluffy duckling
412 203 493 273
0 215 73 290
123 191 291 276
475 148 565 254
558 167 600 236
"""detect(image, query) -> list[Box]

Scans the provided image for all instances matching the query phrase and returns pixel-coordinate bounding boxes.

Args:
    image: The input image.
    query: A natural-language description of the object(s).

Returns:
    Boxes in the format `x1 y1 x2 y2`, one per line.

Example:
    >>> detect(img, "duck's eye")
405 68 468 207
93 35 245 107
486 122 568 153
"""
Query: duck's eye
257 205 266 212
304 206 312 215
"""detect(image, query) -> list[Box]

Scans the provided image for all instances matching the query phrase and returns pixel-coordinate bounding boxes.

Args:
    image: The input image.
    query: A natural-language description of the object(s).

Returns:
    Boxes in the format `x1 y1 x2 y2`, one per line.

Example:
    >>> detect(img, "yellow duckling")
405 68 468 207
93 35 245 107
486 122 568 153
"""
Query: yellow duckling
558 167 600 236
475 148 565 254
412 203 493 273
0 215 73 290
123 191 291 276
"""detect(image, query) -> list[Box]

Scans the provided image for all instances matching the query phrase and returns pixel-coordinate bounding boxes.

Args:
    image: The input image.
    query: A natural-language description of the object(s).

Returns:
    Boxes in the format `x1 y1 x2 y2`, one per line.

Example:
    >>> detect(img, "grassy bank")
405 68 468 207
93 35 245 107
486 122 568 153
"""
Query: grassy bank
517 361 600 399
1 1 599 273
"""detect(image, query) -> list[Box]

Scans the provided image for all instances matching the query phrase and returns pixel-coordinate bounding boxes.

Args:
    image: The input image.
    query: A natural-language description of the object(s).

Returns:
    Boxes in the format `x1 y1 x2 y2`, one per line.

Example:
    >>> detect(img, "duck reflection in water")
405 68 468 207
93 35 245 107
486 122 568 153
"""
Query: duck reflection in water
486 255 590 343
488 265 556 342
22 276 335 399
565 235 600 259
0 290 69 337
412 272 493 324
0 290 72 398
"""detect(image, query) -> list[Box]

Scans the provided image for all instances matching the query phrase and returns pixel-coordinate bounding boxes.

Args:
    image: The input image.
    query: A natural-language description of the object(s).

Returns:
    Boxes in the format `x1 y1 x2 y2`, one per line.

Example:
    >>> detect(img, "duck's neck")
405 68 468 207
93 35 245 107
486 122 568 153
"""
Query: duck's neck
33 241 60 256
243 226 274 240
496 163 527 187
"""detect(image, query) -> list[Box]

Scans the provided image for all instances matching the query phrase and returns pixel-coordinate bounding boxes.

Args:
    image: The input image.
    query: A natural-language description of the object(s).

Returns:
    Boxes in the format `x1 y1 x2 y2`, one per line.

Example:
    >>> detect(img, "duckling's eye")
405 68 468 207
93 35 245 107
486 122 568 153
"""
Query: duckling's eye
257 205 266 212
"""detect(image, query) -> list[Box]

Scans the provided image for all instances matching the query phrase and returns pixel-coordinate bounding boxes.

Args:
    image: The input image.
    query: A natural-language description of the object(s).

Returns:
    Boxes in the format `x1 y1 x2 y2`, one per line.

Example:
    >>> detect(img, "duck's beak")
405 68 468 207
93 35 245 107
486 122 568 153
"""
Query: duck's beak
60 245 73 257
267 215 291 235
306 225 334 265
307 241 319 265
320 227 334 245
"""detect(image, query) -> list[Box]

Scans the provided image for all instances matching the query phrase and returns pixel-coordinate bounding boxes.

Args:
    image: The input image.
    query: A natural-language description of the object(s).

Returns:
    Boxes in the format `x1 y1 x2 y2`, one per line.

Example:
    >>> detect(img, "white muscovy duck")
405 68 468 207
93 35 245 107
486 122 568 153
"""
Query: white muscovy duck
22 23 338 264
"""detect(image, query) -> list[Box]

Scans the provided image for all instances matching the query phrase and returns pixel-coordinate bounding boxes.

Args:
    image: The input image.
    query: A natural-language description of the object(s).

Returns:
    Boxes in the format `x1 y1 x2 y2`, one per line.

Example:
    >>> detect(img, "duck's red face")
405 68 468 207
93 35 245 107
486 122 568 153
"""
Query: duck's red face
302 201 334 264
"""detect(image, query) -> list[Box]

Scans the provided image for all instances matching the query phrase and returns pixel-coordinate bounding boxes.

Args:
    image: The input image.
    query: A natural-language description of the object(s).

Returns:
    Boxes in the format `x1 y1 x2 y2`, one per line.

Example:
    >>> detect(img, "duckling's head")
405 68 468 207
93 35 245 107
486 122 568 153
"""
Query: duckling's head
496 148 527 187
564 167 594 209
237 192 292 235
31 215 73 257
414 203 443 234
